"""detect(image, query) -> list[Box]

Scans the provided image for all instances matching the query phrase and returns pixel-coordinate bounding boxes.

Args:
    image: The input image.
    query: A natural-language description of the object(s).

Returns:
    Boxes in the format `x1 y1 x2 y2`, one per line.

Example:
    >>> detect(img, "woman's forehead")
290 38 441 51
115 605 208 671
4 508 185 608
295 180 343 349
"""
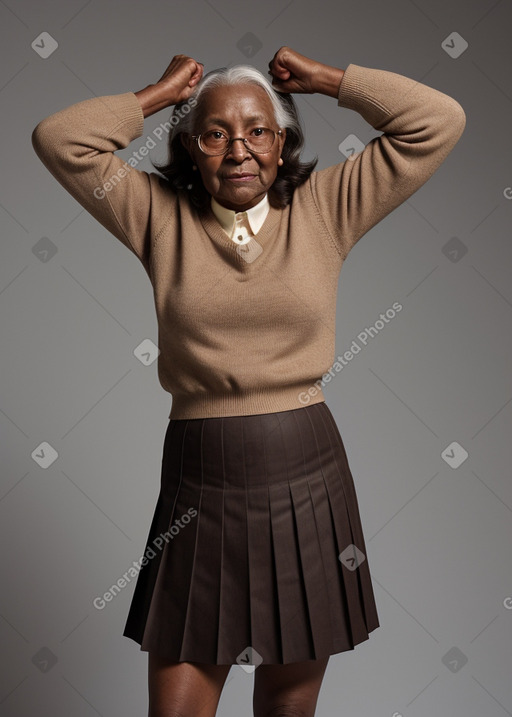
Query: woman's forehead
198 83 273 117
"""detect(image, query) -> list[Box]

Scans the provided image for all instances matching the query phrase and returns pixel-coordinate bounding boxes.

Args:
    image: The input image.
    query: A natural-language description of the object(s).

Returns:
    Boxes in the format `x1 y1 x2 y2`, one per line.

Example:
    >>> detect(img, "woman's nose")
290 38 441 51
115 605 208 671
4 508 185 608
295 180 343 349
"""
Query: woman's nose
225 138 251 161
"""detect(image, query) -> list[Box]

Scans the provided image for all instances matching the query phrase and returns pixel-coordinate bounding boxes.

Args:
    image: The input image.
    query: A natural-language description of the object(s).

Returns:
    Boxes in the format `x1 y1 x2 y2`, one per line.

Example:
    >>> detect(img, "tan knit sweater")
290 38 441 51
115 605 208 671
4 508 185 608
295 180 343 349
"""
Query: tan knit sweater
31 63 466 419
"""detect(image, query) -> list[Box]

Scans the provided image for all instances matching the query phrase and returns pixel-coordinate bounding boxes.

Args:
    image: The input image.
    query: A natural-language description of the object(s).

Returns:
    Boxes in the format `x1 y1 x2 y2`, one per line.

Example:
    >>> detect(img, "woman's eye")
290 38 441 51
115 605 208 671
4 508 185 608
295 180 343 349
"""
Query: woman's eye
252 127 265 136
206 130 225 140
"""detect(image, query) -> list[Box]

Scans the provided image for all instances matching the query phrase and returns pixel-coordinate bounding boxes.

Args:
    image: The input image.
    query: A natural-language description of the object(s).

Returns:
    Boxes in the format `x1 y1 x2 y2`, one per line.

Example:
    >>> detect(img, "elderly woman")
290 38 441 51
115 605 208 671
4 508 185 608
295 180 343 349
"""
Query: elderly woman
32 46 465 717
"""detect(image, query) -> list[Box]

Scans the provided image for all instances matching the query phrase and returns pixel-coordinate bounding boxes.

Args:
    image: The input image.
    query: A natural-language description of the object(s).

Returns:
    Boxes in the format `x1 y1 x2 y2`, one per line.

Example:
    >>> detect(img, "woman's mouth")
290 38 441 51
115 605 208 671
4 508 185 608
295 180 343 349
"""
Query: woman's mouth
226 174 256 182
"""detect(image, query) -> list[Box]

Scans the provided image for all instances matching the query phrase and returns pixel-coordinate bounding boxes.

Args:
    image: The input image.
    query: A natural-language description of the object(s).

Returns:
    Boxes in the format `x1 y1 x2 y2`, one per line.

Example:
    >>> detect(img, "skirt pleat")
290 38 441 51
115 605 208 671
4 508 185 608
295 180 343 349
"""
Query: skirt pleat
319 406 380 642
123 402 380 665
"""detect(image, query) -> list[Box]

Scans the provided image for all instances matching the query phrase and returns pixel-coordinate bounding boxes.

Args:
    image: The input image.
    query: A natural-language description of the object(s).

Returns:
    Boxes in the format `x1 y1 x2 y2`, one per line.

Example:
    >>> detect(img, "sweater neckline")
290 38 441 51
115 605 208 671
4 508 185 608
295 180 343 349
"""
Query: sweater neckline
199 200 283 271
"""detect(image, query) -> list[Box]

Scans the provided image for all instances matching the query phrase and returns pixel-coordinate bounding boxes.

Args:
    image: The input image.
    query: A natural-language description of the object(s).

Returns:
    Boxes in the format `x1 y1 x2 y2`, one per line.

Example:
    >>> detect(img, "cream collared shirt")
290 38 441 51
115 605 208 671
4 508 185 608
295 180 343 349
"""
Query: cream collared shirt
210 193 270 244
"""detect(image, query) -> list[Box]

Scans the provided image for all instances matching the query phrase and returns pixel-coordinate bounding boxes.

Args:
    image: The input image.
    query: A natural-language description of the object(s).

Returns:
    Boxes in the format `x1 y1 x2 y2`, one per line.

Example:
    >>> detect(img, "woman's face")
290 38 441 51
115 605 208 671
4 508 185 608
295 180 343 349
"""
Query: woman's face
181 83 286 211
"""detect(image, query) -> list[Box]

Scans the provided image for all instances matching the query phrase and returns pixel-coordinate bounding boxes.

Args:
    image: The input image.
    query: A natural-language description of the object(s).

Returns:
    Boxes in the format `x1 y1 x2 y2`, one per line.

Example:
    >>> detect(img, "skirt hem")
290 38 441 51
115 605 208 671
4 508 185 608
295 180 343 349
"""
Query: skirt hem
123 623 379 665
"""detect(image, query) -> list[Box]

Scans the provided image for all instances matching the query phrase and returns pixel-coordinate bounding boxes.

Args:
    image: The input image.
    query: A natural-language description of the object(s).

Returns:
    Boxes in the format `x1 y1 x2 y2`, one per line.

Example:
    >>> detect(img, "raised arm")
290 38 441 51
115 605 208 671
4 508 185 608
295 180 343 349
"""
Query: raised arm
268 47 466 259
31 55 204 273
309 62 466 257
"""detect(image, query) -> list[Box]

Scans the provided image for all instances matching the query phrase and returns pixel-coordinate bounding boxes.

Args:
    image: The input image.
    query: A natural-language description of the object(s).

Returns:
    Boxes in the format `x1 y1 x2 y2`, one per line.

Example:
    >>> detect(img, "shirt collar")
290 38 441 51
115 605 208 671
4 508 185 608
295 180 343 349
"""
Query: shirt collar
210 193 270 237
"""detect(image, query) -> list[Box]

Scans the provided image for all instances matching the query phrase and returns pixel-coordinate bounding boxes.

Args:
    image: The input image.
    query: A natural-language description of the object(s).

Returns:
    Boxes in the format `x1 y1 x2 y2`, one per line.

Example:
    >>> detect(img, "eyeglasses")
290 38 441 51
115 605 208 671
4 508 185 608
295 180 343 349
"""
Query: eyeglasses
191 127 282 156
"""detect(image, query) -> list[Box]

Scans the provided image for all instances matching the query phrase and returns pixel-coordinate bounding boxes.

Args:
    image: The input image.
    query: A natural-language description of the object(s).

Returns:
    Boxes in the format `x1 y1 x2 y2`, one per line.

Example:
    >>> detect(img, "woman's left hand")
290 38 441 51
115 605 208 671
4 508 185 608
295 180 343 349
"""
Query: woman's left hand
267 46 324 94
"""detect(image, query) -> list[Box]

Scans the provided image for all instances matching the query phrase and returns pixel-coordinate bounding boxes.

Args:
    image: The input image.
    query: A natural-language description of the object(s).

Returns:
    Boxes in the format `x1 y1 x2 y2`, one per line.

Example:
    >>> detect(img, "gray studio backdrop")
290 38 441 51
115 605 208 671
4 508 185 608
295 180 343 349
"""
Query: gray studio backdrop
1 0 511 715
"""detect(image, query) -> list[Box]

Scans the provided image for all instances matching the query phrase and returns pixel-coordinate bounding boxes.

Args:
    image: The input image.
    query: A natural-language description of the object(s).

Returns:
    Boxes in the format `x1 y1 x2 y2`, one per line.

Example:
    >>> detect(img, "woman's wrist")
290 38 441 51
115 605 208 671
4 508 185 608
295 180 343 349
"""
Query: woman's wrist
312 65 345 98
133 84 174 118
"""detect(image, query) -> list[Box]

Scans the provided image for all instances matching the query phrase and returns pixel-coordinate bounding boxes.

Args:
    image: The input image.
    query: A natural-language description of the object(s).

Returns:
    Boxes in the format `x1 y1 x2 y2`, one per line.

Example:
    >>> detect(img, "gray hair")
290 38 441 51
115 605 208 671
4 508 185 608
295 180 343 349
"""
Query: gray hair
152 64 319 211
170 64 301 139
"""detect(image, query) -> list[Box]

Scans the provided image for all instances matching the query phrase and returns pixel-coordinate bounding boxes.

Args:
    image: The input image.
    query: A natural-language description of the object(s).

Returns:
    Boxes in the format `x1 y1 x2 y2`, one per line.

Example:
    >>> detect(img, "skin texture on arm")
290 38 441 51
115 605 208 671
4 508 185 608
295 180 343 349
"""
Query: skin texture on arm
133 84 173 118
267 47 345 98
313 66 345 97
134 54 205 118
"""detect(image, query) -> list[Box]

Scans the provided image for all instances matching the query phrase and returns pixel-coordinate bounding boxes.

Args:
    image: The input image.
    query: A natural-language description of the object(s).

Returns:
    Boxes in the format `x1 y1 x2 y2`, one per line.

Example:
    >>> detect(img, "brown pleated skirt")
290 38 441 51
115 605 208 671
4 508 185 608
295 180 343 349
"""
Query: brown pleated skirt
123 401 379 665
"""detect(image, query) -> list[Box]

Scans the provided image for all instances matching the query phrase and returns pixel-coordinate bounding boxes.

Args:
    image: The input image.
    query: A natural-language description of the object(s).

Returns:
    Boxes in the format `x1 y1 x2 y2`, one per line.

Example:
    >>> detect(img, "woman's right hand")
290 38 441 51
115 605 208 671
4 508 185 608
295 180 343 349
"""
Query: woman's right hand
134 55 204 118
155 54 204 105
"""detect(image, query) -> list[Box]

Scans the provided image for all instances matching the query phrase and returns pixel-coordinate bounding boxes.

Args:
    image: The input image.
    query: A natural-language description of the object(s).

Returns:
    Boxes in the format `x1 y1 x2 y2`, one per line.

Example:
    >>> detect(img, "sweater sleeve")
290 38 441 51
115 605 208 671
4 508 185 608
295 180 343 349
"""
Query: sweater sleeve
309 63 466 258
31 91 168 273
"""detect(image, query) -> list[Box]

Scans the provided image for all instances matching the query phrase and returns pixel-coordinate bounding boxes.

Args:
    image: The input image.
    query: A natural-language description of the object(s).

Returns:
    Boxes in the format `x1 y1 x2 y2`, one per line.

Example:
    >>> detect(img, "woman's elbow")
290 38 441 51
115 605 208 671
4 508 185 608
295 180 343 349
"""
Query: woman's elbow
445 98 466 144
32 119 51 161
31 116 63 164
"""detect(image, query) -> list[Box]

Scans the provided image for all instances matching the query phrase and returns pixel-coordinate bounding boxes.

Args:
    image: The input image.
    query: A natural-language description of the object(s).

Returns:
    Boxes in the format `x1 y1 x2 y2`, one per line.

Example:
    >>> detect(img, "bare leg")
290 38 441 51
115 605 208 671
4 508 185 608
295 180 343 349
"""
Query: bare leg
253 656 330 717
148 653 232 717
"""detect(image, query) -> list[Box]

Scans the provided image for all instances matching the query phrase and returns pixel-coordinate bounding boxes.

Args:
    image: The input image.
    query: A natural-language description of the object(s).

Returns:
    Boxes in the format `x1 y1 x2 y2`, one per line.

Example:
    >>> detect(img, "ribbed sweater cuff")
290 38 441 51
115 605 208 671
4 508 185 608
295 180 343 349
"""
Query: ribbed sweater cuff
337 63 395 119
104 91 145 138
